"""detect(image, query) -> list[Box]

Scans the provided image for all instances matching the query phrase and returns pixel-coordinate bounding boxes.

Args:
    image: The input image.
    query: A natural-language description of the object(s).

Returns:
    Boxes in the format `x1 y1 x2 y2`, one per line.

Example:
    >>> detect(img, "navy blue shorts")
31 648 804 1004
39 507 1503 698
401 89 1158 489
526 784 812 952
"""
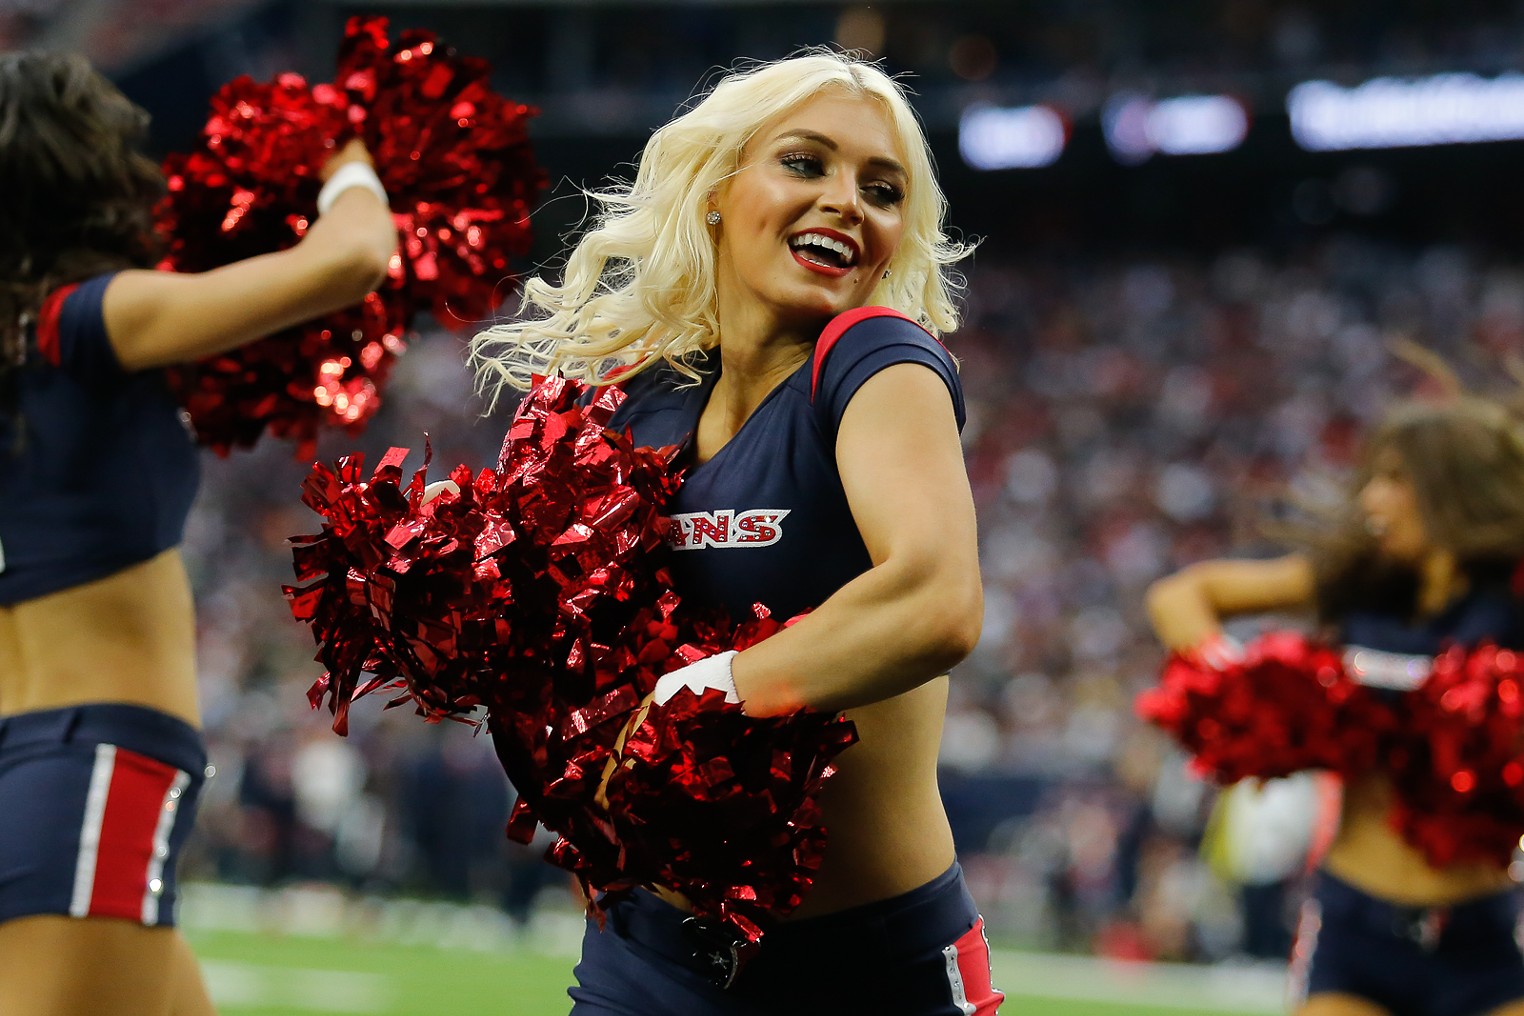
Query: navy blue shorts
569 862 1004 1015
1291 870 1524 1016
0 704 208 927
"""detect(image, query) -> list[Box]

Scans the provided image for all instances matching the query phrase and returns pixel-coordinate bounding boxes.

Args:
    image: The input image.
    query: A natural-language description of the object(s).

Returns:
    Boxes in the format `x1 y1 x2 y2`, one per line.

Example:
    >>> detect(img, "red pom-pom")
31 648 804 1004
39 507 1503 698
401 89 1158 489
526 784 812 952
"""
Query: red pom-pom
1136 631 1391 783
1139 633 1524 866
1388 643 1524 867
157 16 544 456
288 376 861 944
605 638 858 943
286 376 678 733
335 16 544 329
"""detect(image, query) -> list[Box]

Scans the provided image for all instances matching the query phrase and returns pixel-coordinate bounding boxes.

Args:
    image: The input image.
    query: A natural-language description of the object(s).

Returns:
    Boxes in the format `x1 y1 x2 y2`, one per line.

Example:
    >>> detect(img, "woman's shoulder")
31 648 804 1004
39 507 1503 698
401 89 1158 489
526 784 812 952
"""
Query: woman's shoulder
809 307 963 429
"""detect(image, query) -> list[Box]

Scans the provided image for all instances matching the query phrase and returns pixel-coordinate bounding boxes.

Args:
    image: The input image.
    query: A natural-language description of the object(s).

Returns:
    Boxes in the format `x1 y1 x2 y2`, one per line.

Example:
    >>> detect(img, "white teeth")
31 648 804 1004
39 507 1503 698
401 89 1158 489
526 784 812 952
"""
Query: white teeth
789 232 857 265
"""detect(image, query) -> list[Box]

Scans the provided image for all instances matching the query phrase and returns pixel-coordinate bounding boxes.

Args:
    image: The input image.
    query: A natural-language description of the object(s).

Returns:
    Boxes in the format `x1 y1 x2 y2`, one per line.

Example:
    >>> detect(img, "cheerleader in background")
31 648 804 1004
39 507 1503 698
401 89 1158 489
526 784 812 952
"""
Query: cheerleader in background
0 51 395 1015
1146 395 1524 1016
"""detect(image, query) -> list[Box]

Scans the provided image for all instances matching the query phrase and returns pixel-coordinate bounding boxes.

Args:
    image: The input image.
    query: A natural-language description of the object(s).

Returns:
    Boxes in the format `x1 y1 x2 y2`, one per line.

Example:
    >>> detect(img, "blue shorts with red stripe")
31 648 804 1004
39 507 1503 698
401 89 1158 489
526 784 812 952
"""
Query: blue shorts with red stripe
570 862 1004 1015
1291 870 1524 1016
0 703 208 928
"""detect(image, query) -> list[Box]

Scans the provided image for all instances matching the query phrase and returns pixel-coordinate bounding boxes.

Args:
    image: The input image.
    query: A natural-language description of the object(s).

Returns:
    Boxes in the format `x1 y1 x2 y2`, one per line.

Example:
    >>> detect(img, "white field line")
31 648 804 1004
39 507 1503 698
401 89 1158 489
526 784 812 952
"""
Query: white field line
200 961 388 1013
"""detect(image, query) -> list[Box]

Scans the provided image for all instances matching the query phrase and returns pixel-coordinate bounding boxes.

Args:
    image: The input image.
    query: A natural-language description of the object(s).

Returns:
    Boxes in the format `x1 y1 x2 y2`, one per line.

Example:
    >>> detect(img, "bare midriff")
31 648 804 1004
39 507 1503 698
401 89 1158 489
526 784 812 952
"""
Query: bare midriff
653 675 956 919
1322 771 1516 906
0 548 201 728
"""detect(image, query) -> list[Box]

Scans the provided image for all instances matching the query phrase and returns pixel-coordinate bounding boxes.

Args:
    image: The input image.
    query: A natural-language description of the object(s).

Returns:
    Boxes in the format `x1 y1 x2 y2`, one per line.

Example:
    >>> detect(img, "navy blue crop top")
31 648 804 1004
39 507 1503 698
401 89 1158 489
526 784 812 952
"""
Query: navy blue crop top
1339 579 1524 657
607 307 965 621
0 273 200 604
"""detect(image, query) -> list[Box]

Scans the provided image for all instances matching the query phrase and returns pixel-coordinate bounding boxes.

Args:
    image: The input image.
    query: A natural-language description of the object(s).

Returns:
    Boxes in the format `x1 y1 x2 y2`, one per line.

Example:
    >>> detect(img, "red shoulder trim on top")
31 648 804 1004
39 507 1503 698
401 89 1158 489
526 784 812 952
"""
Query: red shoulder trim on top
809 306 939 402
35 283 81 368
600 362 638 389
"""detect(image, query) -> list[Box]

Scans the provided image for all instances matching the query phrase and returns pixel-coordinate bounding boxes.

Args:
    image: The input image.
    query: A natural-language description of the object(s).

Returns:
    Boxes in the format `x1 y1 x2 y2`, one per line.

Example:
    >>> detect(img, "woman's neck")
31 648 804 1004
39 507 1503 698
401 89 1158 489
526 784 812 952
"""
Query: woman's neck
1415 550 1466 618
711 297 820 423
706 343 809 436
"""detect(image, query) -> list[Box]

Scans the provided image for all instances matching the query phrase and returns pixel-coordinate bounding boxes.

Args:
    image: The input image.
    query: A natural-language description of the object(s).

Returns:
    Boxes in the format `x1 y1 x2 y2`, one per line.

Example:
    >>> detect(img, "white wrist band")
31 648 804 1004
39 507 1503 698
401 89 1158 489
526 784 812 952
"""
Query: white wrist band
652 651 740 707
317 161 388 216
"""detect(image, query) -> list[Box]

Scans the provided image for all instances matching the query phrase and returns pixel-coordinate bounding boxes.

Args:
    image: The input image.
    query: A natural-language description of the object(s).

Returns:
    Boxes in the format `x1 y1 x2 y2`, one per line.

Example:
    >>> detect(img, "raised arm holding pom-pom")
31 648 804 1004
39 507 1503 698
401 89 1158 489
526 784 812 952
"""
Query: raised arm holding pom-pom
101 137 395 372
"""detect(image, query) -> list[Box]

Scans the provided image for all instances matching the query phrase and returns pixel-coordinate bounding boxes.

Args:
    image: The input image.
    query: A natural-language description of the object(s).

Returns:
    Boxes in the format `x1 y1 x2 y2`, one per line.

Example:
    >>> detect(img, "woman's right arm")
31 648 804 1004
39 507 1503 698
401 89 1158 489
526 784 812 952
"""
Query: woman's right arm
1145 553 1318 653
100 140 397 371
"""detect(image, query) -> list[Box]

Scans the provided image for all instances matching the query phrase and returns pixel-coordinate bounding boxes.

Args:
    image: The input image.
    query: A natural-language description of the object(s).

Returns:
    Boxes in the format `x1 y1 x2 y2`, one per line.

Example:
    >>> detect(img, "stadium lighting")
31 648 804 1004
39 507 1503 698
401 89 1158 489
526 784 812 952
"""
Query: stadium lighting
1288 72 1524 150
958 103 1068 170
1103 93 1250 163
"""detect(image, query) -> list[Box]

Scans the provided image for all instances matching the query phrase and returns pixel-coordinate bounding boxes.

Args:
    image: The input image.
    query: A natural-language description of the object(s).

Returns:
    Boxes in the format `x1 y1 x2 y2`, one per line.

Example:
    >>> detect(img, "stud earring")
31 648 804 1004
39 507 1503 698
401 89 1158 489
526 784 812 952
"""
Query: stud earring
882 269 893 279
706 211 721 226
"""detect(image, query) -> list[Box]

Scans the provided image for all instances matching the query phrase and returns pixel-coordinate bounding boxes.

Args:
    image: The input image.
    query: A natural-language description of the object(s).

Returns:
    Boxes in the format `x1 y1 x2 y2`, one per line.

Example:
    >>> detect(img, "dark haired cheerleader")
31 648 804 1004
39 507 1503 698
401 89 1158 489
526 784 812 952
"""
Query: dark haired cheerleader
1146 395 1524 1016
0 51 395 1014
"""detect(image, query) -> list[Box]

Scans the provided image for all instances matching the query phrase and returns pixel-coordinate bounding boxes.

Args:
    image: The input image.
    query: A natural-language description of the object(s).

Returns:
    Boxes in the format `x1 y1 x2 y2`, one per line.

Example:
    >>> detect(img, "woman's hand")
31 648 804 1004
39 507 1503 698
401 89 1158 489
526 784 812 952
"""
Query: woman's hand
594 693 654 810
422 479 459 504
593 652 742 808
101 138 396 371
318 137 376 182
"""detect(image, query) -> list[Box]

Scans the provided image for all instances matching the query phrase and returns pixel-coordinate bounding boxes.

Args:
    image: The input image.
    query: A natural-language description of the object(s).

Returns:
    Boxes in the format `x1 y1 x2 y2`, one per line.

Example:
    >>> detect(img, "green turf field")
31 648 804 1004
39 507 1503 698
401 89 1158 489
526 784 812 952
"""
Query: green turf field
186 924 1285 1016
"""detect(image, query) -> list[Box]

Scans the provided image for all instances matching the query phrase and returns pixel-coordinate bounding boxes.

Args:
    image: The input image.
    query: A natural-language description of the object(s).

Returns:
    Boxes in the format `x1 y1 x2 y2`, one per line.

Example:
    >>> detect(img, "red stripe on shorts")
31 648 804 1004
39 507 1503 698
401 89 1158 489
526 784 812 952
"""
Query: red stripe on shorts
74 746 185 923
945 917 1005 1015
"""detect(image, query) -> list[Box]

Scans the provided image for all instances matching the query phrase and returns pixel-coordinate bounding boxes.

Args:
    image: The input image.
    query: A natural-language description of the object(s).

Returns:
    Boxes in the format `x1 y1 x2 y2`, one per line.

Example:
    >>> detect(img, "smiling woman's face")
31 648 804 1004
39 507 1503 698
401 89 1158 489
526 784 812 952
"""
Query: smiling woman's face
711 88 908 331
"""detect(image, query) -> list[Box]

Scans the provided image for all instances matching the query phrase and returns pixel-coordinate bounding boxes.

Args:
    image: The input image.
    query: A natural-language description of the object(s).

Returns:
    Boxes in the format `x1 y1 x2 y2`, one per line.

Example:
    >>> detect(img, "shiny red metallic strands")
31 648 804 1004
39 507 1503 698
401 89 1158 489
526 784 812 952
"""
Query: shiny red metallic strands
156 15 544 456
1137 633 1524 867
604 610 856 952
286 377 858 945
286 379 677 734
1389 644 1524 867
1135 630 1391 783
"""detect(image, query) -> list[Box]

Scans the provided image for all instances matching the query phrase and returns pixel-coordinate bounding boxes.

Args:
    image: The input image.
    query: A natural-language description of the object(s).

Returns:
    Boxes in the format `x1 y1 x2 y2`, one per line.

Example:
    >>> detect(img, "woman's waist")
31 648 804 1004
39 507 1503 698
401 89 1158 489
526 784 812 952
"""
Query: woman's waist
633 860 974 962
1312 868 1520 940
642 748 954 919
646 787 956 919
0 550 200 724
1325 819 1515 905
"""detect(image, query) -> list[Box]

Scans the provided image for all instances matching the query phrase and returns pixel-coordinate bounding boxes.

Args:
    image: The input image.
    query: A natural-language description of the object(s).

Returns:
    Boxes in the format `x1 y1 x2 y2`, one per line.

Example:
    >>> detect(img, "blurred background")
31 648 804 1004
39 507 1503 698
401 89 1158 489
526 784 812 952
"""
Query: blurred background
11 1 1524 1012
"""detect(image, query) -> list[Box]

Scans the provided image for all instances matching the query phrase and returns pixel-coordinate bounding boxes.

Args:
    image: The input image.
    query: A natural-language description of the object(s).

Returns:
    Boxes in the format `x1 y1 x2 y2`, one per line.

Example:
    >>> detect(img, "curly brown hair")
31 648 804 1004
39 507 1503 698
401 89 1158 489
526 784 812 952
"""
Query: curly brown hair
0 51 164 395
1303 396 1524 622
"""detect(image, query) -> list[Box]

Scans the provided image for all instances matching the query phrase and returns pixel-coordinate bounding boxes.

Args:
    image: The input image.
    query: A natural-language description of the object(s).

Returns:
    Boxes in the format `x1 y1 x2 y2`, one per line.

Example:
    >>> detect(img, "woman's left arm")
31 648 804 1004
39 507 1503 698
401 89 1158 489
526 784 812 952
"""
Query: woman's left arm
731 361 982 716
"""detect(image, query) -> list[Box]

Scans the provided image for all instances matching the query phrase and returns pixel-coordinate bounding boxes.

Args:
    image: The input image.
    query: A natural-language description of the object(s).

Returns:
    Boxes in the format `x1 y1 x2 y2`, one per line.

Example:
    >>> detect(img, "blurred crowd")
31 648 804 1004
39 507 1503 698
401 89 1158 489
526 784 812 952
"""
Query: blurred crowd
10 1 1524 137
171 234 1524 964
0 0 265 70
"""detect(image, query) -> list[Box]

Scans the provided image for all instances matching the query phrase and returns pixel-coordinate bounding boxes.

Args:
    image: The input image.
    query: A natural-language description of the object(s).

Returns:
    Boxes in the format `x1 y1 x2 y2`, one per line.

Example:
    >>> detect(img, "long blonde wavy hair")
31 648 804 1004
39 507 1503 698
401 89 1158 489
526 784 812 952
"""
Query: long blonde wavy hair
470 50 971 402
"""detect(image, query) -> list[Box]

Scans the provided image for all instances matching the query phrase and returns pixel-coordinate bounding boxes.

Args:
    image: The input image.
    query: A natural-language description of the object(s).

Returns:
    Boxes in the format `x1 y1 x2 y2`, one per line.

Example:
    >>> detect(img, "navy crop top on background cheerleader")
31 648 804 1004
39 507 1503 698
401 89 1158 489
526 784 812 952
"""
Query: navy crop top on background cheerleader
607 307 965 622
1340 576 1524 656
1338 572 1524 694
0 272 200 604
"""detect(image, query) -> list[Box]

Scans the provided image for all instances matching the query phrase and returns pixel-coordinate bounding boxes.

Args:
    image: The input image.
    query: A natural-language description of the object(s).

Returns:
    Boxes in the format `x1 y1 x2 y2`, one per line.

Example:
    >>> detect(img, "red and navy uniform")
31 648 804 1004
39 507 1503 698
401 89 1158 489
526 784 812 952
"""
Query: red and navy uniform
573 309 1002 1015
0 274 208 928
607 306 966 621
0 273 199 603
0 705 207 927
1290 576 1524 1015
572 863 1003 1015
